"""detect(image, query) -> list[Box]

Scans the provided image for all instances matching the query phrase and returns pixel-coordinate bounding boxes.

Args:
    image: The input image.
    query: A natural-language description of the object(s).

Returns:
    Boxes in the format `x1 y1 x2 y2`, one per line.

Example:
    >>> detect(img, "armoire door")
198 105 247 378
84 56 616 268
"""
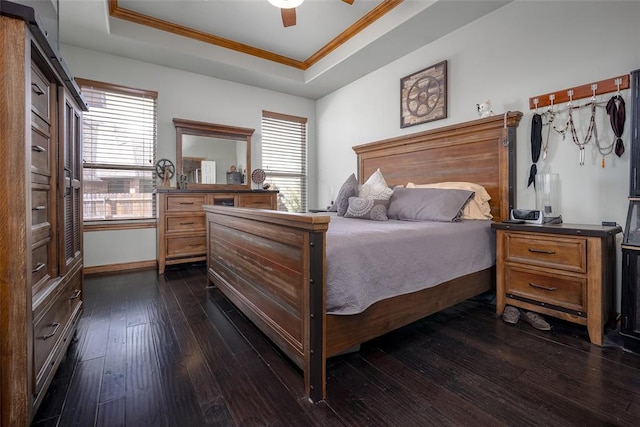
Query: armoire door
58 89 83 273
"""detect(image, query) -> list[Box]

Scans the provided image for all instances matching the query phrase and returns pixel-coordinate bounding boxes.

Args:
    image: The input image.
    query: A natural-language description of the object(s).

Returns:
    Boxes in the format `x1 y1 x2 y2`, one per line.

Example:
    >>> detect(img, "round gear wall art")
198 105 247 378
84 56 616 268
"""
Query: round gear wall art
400 60 447 128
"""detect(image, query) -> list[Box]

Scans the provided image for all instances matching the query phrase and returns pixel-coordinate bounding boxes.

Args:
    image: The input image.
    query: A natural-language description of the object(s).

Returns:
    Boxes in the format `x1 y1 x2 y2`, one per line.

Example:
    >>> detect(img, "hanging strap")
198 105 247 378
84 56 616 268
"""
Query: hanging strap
528 113 542 187
606 95 626 157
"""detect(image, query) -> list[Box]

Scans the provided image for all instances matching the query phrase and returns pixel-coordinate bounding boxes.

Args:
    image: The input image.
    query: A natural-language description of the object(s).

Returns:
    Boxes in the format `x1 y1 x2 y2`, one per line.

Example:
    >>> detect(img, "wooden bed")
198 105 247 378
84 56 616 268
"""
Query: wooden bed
204 112 522 402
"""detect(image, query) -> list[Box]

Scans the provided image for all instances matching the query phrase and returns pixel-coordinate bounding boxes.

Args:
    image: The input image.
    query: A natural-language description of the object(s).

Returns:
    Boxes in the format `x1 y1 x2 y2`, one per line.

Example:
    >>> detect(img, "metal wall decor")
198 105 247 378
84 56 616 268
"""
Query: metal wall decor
400 60 447 128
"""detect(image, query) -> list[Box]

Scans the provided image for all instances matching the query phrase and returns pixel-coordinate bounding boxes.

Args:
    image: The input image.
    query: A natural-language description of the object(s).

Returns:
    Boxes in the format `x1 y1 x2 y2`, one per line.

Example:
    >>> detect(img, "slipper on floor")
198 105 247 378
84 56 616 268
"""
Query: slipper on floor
502 306 520 325
523 311 551 331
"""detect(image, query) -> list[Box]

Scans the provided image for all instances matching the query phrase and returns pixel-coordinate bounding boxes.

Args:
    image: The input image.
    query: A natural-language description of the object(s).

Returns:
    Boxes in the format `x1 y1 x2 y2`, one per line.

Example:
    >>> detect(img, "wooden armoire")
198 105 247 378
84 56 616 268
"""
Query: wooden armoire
0 1 87 425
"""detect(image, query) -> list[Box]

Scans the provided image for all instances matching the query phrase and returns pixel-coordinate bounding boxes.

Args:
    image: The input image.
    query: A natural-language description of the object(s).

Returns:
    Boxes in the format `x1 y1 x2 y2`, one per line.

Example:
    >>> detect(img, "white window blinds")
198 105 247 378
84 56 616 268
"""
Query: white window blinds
261 111 307 213
77 79 158 221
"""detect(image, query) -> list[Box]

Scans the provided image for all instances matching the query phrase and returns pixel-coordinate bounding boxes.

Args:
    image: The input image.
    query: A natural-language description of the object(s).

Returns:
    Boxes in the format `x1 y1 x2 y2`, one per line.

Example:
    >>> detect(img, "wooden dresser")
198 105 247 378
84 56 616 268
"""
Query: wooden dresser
156 189 277 274
1 3 87 425
492 222 622 345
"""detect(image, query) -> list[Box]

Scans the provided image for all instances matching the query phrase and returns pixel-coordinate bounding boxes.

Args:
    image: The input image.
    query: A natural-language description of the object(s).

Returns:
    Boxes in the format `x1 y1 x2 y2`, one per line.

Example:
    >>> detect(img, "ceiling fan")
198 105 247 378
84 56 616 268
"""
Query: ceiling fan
268 0 355 28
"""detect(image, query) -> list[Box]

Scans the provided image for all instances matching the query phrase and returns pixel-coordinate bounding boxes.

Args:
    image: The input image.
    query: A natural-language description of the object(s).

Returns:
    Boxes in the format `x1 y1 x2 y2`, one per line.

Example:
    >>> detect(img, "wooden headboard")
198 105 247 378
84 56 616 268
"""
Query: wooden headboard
353 112 523 221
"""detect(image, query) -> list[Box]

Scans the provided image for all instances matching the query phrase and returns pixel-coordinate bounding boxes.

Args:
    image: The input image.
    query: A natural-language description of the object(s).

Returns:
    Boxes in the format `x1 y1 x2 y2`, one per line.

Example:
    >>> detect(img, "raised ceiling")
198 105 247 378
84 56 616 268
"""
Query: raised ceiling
58 0 511 99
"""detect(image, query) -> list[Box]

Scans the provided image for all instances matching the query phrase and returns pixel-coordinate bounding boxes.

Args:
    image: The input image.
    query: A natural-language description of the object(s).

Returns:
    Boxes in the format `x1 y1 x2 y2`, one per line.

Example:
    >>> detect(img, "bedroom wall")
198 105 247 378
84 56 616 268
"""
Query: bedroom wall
316 1 640 309
60 45 316 268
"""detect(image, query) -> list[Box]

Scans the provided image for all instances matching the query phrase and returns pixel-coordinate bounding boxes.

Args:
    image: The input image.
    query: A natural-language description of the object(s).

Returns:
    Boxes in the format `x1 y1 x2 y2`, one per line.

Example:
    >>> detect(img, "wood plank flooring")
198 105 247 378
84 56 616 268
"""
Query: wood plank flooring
32 263 640 426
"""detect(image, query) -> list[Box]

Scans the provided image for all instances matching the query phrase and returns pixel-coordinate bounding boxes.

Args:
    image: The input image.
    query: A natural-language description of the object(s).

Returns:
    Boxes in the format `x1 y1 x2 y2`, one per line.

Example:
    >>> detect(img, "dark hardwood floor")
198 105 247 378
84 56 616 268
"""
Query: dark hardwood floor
32 263 640 426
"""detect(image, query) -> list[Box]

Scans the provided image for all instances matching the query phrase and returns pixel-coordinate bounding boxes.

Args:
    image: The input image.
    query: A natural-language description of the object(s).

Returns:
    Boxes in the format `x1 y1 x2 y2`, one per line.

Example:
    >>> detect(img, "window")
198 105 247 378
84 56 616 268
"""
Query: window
77 79 157 224
261 111 307 212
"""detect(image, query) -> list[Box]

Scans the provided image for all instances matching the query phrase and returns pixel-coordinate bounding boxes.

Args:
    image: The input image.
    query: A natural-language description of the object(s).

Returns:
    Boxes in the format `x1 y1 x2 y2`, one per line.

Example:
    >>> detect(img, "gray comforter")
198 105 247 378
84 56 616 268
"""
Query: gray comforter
325 214 495 315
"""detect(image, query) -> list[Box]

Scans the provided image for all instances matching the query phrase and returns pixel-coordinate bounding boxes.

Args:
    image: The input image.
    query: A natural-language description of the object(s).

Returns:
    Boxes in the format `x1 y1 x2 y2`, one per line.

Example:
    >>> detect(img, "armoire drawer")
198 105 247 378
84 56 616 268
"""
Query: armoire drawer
31 187 50 226
166 214 206 232
505 233 586 273
31 120 51 175
33 277 83 383
31 240 51 289
166 235 207 258
165 195 206 212
31 64 51 122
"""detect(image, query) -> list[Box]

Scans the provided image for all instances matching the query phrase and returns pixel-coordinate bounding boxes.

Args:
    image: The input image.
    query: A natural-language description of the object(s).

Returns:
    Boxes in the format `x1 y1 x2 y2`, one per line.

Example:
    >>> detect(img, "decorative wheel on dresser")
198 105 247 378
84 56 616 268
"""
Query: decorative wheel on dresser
492 222 622 345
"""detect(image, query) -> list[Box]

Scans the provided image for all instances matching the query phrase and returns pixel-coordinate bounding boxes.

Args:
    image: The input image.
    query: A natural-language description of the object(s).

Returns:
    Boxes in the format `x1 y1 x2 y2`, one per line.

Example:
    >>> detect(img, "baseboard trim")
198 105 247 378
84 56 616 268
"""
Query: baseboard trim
84 260 157 276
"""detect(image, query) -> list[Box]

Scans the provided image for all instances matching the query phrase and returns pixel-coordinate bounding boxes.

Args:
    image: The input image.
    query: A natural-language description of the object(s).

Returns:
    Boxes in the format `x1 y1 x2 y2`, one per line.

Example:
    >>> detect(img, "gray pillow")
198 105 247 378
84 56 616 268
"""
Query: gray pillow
344 197 389 221
387 187 474 222
330 173 358 216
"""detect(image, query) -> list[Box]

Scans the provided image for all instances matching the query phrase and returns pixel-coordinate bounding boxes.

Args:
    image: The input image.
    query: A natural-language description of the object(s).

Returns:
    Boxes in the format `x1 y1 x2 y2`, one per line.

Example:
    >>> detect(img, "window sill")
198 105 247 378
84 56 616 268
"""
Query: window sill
84 220 156 232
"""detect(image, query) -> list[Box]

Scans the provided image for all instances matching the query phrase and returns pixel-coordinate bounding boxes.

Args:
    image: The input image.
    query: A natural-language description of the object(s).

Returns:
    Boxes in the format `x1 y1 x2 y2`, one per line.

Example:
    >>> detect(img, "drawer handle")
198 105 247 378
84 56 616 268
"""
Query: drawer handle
42 322 60 340
528 248 556 255
32 262 45 273
70 289 81 300
32 205 46 211
180 221 195 225
529 282 557 292
32 82 45 95
31 145 46 152
189 244 201 247
179 202 195 205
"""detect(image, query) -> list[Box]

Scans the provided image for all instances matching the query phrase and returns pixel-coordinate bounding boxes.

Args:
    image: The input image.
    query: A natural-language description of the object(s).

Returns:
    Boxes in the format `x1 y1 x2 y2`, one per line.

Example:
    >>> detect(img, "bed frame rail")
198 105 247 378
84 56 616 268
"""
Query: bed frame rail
205 207 329 401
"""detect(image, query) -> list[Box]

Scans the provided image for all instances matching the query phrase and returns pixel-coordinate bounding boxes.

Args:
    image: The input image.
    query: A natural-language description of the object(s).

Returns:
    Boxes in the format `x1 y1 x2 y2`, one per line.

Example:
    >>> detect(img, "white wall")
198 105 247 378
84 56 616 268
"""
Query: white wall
61 45 316 268
316 1 640 309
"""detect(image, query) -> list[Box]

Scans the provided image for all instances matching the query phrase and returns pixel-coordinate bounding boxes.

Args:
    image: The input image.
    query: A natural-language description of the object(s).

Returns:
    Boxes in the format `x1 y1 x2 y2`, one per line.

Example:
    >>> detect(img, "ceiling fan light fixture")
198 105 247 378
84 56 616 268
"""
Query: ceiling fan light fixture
268 0 303 9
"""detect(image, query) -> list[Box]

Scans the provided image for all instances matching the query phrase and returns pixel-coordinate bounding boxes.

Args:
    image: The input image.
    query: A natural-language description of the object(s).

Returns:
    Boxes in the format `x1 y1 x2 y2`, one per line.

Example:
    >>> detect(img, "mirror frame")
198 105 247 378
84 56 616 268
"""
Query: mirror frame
173 118 253 190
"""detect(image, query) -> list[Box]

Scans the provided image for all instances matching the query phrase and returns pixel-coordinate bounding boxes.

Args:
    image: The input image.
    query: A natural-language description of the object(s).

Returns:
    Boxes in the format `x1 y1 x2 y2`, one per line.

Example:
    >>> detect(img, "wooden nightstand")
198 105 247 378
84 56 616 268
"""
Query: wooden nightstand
492 222 622 345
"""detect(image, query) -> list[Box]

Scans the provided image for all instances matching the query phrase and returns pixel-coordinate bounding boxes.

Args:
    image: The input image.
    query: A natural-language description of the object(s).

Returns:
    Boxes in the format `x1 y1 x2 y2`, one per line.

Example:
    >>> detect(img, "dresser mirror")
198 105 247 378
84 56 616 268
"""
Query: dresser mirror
174 118 253 189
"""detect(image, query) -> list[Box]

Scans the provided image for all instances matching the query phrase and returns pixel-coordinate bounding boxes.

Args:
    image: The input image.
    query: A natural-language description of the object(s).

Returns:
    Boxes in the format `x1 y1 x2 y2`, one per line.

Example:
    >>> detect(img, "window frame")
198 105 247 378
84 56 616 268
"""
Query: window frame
261 110 308 213
77 78 158 230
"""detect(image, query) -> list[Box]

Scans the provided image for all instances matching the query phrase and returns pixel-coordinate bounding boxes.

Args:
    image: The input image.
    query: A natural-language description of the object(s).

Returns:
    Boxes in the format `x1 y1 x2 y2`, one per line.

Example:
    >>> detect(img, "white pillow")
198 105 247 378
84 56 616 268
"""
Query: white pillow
360 169 393 200
406 181 492 220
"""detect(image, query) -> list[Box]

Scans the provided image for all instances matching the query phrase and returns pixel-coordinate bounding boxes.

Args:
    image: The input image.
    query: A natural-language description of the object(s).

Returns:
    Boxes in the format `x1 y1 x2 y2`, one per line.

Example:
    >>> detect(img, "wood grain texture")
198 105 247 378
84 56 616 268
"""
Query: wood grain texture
204 113 523 401
0 16 31 427
34 266 640 426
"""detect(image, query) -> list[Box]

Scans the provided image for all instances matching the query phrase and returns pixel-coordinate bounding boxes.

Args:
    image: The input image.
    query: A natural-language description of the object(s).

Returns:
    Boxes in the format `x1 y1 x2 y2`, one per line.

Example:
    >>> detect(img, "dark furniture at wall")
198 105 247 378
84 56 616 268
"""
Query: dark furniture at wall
0 1 87 425
621 69 640 353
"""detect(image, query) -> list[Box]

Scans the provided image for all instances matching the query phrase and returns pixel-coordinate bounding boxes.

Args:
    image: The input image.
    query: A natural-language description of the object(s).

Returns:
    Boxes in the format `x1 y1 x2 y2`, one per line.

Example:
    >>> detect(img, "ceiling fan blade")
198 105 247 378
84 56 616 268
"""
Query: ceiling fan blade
342 0 355 4
281 8 296 27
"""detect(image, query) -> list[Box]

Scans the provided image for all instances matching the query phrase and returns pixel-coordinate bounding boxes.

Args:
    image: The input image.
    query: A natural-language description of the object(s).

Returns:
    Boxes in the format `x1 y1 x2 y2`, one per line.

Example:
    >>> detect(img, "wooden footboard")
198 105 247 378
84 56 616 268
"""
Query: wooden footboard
205 206 329 401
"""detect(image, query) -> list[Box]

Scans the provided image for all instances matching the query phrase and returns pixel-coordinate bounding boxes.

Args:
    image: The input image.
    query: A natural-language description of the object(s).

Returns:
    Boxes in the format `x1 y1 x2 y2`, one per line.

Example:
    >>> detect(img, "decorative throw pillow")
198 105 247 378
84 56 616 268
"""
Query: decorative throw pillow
387 187 475 222
330 173 359 216
359 169 393 200
344 197 389 221
406 181 492 219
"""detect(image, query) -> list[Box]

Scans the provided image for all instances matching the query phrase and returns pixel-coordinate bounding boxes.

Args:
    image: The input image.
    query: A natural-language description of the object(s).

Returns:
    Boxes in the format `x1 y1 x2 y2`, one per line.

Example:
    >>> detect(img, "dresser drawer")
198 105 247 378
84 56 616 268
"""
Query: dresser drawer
165 195 206 212
239 194 274 209
505 233 586 273
166 235 207 258
31 64 51 122
166 214 206 232
33 277 82 383
505 265 586 314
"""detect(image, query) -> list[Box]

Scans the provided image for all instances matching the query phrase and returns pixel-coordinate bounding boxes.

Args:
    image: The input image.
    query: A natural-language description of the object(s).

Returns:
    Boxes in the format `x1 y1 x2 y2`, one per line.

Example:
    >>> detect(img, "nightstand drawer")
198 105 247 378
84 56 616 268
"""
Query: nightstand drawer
505 265 586 314
165 195 206 212
166 235 207 257
505 233 586 273
166 214 206 232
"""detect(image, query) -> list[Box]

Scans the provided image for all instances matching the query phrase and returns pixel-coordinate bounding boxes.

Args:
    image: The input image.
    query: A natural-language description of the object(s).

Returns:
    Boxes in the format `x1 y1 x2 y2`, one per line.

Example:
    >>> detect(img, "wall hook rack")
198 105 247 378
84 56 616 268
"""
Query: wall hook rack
528 74 630 110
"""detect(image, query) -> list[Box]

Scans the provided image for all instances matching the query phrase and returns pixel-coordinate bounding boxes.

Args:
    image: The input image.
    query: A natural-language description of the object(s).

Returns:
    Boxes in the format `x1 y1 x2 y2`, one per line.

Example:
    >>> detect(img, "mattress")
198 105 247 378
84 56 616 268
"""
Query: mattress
325 214 495 315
